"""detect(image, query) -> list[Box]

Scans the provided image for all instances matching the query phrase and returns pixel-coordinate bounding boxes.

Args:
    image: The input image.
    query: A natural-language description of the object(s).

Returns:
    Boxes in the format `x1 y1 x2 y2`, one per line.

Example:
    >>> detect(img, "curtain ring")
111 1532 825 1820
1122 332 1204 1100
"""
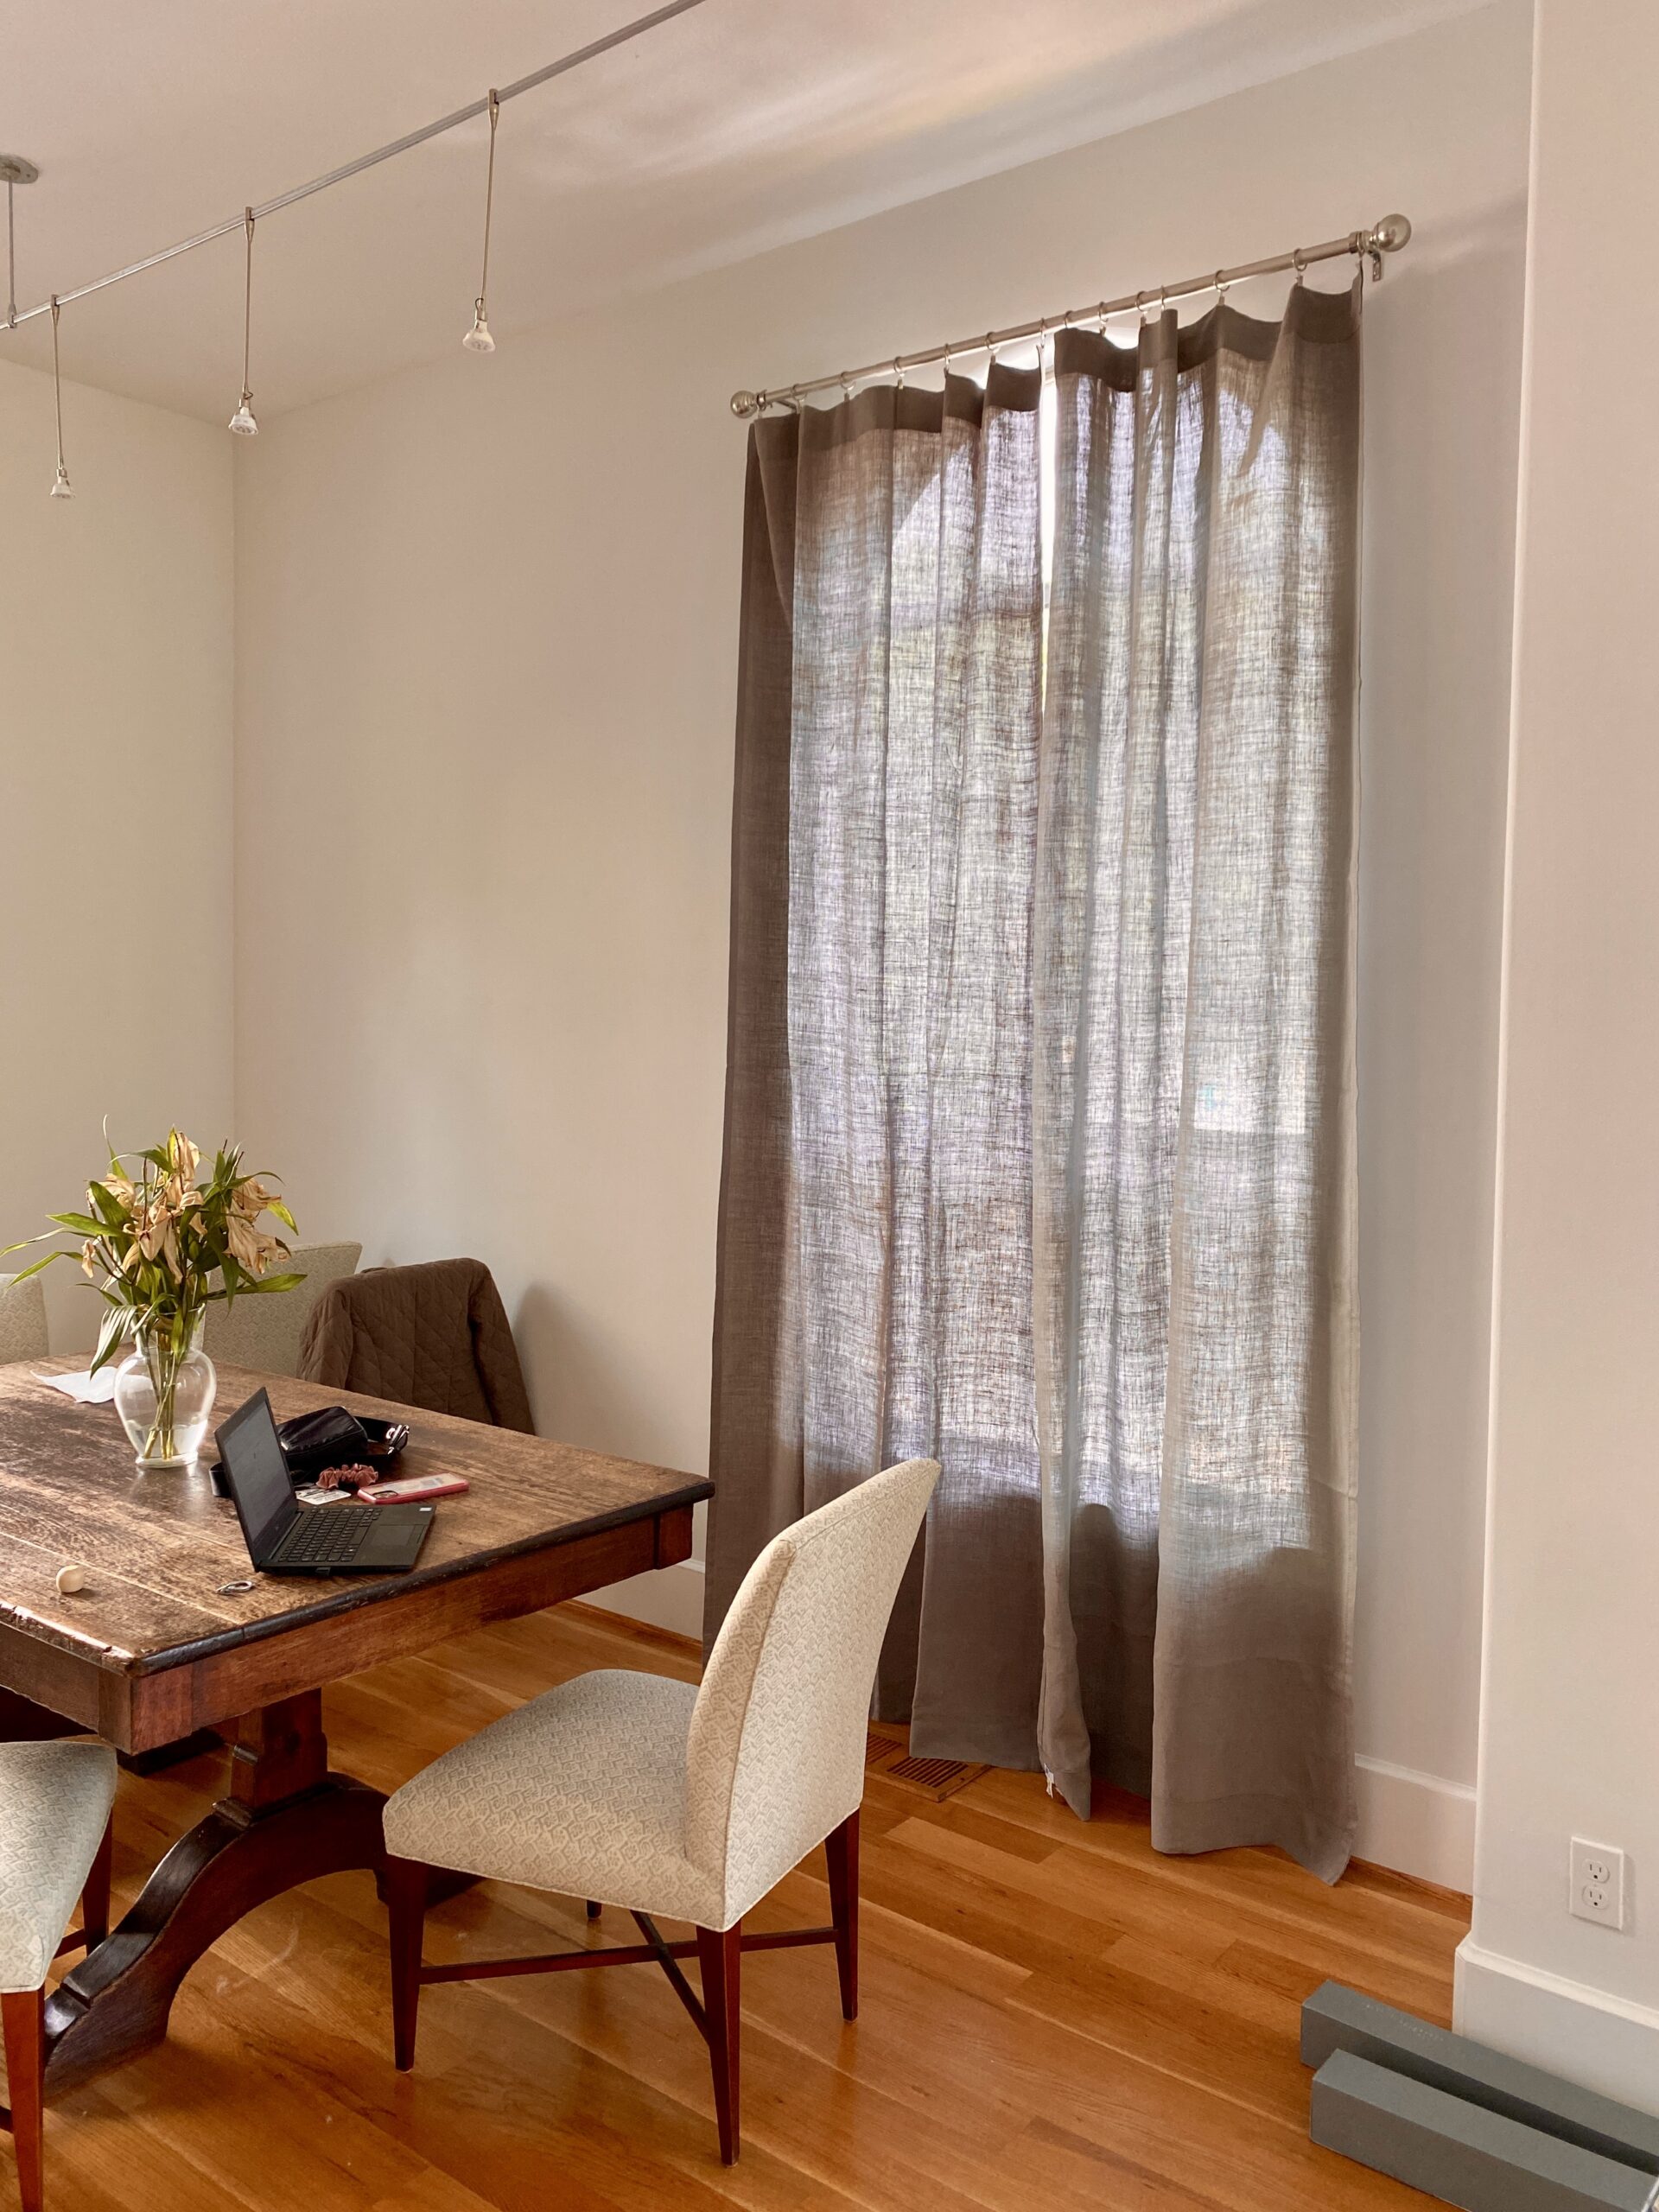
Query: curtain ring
840 368 853 401
1292 245 1308 283
1135 289 1149 324
1214 268 1230 302
1096 300 1109 334
893 354 905 391
1159 283 1169 315
985 330 998 365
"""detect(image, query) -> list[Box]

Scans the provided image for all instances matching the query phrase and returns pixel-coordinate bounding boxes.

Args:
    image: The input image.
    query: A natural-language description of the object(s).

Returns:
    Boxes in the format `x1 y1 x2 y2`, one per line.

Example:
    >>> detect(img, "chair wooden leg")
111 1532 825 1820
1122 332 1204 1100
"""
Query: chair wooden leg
79 1816 114 1952
695 1922 741 2164
2 1986 46 2212
585 1898 602 1920
385 1856 429 2073
824 1808 860 2021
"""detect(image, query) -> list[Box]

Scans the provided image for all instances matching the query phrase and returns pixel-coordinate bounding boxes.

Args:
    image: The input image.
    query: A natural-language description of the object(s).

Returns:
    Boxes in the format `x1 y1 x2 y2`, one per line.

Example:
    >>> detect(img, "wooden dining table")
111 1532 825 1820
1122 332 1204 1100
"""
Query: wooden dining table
0 1357 710 2101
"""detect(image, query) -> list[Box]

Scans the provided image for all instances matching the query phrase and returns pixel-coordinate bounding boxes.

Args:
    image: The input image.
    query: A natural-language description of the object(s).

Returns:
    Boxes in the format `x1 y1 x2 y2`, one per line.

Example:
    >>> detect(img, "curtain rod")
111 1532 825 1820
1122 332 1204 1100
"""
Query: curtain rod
1 0 708 333
728 211 1411 419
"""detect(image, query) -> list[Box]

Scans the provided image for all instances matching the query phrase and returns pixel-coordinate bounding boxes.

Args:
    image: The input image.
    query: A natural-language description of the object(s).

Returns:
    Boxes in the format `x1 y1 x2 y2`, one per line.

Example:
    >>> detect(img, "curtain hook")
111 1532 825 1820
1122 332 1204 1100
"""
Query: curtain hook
1135 289 1149 326
893 353 905 391
1292 245 1308 285
840 368 853 401
1096 299 1109 334
985 330 998 366
1214 267 1230 303
1159 283 1169 316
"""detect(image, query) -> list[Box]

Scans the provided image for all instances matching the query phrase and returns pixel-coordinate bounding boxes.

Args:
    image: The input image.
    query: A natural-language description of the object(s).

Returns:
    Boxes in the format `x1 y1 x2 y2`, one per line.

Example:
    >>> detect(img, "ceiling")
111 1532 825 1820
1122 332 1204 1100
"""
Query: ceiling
0 0 1479 422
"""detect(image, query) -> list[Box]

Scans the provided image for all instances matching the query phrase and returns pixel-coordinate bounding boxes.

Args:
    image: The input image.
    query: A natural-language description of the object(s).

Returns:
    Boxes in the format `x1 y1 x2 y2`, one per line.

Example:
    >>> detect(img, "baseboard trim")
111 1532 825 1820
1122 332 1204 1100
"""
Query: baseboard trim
1354 1756 1476 1892
586 1554 706 1640
1455 1939 1659 2115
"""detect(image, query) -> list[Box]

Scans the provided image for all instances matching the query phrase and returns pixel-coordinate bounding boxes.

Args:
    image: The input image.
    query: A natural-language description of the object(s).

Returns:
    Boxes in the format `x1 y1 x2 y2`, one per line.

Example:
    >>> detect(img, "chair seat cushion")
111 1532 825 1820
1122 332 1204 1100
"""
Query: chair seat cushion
382 1669 727 1927
0 1739 117 1993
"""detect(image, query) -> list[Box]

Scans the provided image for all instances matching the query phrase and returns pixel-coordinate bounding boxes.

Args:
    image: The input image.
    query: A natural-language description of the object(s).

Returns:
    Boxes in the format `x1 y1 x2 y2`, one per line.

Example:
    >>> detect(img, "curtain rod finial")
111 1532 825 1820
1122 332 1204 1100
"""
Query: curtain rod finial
1370 213 1412 254
730 390 760 420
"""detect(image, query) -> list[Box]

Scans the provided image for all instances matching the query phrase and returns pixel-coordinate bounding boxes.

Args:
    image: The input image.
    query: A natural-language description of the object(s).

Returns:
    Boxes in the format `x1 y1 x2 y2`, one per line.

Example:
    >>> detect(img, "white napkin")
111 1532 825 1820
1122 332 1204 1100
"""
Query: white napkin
41 1368 120 1405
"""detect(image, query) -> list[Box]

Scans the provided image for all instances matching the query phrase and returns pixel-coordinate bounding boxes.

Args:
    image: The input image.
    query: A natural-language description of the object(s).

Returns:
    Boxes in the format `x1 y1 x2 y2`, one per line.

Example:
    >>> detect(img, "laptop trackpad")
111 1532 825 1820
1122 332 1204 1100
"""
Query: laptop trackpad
358 1503 435 1567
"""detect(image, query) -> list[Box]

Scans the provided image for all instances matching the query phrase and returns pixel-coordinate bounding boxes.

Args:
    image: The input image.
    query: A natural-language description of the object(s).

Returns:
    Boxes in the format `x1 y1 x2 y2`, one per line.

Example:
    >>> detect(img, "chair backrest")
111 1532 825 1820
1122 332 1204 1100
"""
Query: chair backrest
684 1458 939 1925
0 1273 49 1365
204 1241 363 1378
297 1258 535 1432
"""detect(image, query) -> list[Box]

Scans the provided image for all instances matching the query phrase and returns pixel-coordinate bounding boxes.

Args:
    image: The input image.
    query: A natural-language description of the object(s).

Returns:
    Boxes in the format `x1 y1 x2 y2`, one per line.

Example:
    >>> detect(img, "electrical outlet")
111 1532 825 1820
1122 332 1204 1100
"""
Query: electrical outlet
1569 1838 1627 1929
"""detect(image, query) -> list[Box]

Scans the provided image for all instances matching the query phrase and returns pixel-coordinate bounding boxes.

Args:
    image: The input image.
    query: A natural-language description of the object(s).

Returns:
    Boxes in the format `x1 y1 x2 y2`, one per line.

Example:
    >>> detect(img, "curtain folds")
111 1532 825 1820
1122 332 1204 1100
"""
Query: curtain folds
708 282 1363 1882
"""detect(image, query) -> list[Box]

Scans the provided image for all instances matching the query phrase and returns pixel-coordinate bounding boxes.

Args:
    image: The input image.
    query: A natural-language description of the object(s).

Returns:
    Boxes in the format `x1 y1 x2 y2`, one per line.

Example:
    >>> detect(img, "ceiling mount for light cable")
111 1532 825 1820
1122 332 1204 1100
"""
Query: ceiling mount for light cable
2 153 41 331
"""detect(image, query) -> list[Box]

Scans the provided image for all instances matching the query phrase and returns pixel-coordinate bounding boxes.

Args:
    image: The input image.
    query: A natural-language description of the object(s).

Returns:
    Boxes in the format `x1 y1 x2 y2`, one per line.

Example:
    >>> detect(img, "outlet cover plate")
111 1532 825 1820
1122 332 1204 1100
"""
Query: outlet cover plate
1570 1838 1627 1930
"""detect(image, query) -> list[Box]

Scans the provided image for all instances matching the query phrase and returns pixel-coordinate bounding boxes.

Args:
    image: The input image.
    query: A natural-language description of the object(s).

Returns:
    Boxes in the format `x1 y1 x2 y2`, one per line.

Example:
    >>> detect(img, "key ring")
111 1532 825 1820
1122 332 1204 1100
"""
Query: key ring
218 1578 255 1595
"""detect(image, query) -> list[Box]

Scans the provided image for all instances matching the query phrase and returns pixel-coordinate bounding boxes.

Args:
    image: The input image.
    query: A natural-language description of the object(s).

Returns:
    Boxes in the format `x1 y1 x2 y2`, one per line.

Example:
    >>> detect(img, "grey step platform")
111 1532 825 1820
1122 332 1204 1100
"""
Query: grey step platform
1312 2050 1659 2212
1302 1981 1659 2177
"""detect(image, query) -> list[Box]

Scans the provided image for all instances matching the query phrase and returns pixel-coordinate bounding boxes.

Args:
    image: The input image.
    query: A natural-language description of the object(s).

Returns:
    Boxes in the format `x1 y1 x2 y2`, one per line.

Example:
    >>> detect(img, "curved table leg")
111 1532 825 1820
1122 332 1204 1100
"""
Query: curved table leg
41 1690 387 2098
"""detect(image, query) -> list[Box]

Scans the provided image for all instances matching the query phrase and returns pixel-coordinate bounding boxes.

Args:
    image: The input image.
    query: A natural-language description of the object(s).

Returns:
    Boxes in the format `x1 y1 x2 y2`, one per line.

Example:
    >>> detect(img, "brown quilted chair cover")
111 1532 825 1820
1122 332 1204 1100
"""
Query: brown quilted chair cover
297 1257 536 1433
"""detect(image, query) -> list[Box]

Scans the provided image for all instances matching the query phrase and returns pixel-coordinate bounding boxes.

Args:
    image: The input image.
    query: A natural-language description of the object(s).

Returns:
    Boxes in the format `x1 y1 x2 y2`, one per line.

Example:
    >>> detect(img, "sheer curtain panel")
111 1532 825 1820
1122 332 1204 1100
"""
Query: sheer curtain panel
709 281 1363 1882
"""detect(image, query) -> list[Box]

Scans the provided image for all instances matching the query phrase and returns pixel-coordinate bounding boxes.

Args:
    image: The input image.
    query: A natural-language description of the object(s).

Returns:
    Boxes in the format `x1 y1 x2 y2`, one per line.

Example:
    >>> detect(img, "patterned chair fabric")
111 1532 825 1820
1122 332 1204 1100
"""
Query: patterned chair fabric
0 1273 49 1365
382 1457 939 1928
297 1257 534 1432
203 1240 363 1378
0 1741 117 1993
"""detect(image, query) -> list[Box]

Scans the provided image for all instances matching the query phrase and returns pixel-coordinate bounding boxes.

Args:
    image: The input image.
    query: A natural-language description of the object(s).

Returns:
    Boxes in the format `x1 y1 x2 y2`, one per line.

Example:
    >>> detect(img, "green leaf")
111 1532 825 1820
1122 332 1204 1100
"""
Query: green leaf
0 1249 67 1285
89 1305 131 1375
267 1200 298 1233
48 1211 109 1237
241 1271 306 1295
88 1181 129 1230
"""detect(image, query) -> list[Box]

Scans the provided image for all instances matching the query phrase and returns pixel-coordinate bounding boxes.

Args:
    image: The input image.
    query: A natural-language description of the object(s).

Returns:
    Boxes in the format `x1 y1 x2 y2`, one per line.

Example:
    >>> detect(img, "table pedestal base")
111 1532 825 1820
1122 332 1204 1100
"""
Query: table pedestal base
41 1690 387 2098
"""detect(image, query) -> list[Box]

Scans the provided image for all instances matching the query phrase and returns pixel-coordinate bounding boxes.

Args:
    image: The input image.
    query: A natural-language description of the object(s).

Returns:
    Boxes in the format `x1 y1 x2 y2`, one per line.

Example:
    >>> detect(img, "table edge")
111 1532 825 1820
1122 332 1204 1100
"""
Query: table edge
116 1477 714 1678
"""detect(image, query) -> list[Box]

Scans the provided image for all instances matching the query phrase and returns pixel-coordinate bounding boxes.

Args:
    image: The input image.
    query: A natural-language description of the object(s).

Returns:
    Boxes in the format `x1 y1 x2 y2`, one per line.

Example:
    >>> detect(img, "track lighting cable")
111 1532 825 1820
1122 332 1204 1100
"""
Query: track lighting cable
0 0 707 334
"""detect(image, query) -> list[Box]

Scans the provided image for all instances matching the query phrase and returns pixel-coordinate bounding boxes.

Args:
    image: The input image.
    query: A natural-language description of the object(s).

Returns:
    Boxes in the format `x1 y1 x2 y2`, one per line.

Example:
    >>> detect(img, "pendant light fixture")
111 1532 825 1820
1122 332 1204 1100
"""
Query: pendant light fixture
462 90 499 354
48 295 71 499
228 207 258 434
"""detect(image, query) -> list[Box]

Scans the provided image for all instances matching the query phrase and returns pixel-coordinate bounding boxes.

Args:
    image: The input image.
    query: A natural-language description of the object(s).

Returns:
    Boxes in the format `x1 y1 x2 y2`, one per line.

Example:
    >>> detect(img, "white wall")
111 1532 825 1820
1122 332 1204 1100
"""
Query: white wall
232 3 1532 1886
0 358 235 1349
1456 0 1659 2107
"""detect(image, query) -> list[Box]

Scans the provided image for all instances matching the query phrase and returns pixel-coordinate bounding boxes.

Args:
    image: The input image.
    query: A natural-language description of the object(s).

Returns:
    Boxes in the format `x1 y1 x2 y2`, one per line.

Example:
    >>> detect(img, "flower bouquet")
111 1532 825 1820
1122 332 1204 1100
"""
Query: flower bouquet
3 1128 303 1468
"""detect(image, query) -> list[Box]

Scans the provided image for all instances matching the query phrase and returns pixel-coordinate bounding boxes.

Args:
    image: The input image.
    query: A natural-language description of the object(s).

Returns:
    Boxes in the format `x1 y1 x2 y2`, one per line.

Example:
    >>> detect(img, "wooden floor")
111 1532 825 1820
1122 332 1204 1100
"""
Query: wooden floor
18 1604 1468 2212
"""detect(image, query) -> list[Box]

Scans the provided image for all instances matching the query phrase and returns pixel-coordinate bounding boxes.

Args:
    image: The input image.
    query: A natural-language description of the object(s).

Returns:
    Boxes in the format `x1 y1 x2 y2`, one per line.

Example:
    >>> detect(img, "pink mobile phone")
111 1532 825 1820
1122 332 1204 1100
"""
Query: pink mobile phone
358 1472 471 1504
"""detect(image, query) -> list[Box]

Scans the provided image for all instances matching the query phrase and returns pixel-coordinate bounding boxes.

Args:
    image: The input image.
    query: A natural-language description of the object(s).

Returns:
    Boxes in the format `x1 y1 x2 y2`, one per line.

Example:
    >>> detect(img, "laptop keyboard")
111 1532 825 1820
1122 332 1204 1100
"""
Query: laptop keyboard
277 1507 377 1566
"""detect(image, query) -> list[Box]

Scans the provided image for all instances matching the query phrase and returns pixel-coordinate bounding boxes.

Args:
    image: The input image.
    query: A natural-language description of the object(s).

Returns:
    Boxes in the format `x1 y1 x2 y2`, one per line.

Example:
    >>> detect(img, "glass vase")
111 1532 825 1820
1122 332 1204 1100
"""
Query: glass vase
113 1312 218 1470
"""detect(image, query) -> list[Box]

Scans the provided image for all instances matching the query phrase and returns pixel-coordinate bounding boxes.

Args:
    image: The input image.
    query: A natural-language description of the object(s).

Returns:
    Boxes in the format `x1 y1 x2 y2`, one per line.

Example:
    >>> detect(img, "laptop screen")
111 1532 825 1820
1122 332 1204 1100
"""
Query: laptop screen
216 1389 296 1560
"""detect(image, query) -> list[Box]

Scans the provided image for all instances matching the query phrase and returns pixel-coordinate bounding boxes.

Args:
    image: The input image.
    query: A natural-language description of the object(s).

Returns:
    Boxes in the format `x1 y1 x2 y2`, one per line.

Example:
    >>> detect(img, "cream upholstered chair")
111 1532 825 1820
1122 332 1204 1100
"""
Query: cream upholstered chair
203 1240 361 1377
0 1274 49 1365
0 1742 117 2212
382 1455 940 2163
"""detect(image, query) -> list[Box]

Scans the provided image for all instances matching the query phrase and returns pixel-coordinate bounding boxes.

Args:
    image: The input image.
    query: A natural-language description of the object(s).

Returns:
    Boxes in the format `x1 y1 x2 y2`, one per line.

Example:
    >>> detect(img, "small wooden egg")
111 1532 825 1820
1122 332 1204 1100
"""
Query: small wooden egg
55 1565 88 1596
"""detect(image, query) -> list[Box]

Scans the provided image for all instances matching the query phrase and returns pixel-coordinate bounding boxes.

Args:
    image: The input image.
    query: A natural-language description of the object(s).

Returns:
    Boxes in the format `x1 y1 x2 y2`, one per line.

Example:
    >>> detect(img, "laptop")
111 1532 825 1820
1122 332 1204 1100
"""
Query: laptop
216 1388 435 1577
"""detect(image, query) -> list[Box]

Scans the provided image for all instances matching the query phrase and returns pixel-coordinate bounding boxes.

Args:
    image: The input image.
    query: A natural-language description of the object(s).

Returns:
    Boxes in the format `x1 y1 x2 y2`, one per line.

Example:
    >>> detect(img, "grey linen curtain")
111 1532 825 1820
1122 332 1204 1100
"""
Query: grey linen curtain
708 280 1362 1881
